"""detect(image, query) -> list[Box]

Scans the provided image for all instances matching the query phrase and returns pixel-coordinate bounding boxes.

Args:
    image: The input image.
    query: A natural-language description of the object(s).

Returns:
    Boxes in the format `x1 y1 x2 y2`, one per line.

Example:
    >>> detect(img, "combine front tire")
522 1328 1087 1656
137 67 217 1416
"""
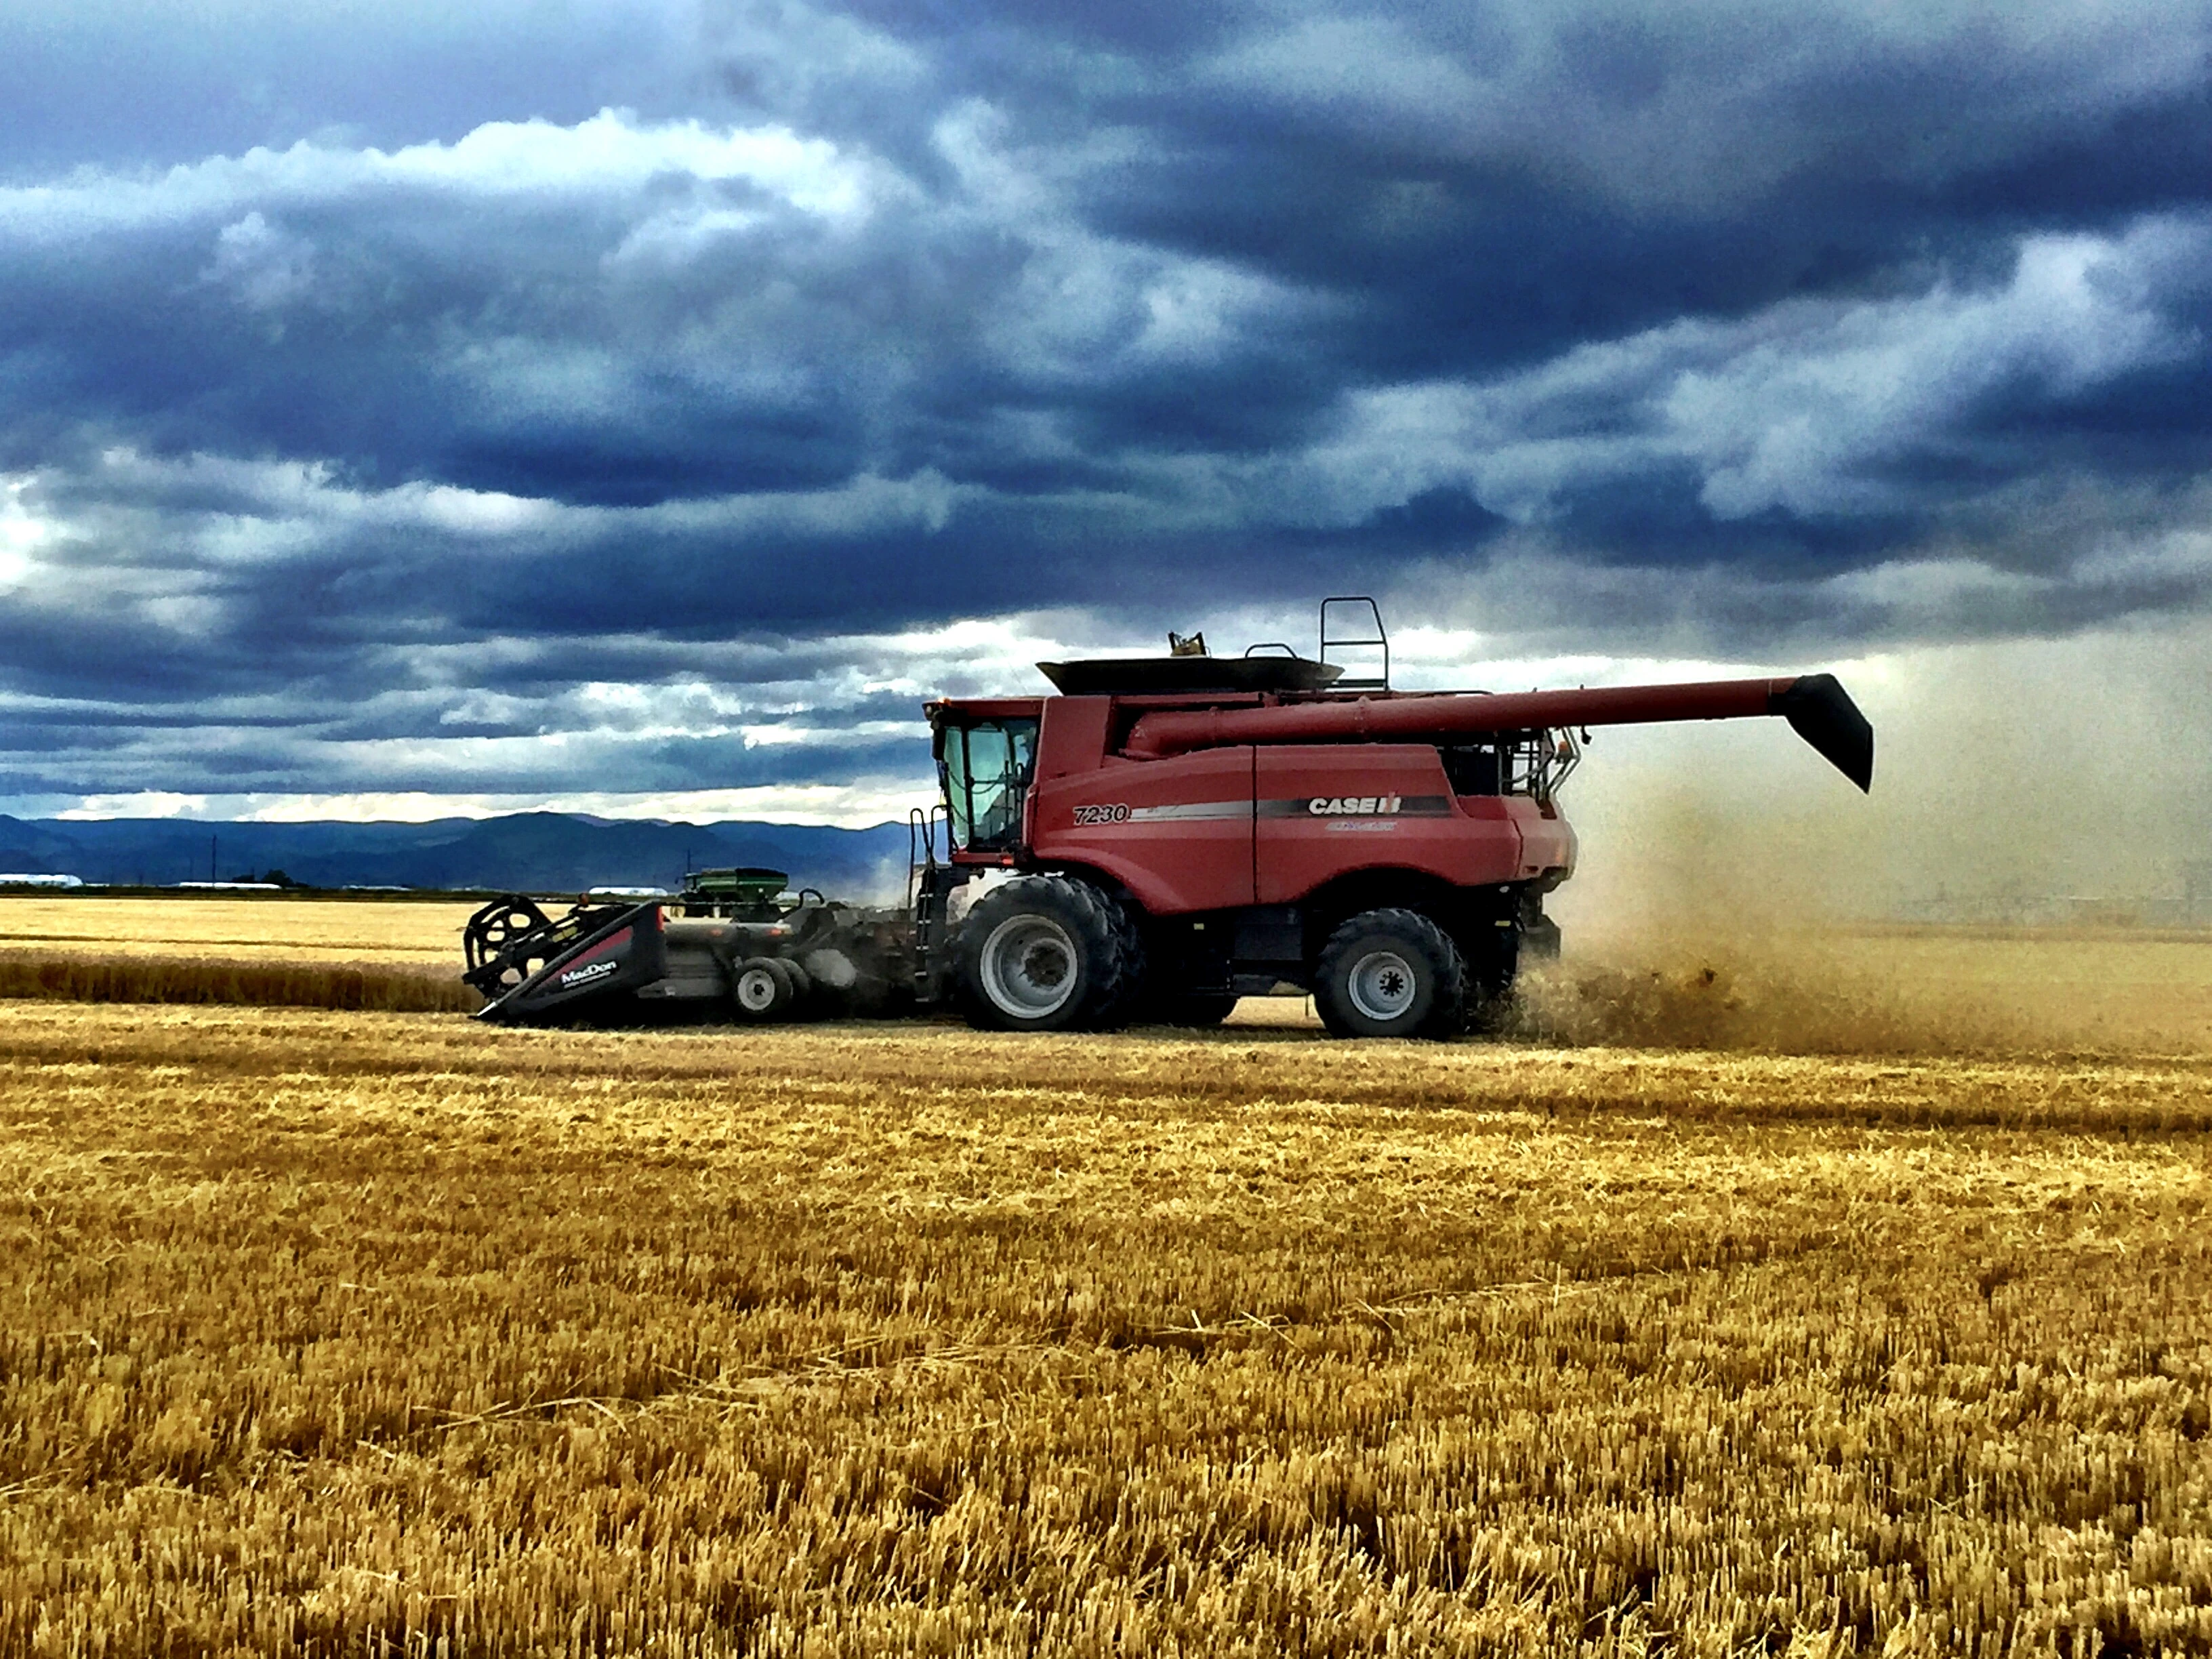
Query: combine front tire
956 876 1138 1033
1088 890 1148 1031
1313 908 1467 1040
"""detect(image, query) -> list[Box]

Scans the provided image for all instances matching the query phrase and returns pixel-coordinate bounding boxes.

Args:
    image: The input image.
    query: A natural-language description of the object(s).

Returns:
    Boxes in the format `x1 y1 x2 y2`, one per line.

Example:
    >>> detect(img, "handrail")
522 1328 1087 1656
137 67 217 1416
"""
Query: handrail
1319 596 1389 689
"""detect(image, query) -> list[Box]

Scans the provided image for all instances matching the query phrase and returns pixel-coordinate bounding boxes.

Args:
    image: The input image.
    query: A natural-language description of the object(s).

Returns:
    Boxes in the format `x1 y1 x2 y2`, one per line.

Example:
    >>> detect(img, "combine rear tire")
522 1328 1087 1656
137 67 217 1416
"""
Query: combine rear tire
956 876 1137 1033
1313 909 1467 1040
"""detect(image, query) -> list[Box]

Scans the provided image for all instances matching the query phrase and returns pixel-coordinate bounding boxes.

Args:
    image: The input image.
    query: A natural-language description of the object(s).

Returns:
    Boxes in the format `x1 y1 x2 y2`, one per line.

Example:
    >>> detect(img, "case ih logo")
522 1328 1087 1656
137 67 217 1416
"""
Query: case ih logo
1308 795 1403 815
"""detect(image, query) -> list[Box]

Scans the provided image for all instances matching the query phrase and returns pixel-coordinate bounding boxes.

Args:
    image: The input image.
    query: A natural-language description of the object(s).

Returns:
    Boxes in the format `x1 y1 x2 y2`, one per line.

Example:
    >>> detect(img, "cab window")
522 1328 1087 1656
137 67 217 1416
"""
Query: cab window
941 718 1038 852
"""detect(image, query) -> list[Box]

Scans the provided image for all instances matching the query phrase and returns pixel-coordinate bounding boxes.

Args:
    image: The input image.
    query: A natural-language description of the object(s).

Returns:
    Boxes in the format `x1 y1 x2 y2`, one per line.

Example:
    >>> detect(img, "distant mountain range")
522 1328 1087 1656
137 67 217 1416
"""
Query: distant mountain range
0 813 916 900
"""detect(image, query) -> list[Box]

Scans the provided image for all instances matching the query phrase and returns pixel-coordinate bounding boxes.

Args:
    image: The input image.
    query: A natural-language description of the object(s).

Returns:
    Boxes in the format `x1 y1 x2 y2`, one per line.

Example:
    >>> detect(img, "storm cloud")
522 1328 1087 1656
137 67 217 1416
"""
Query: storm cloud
3 0 2211 819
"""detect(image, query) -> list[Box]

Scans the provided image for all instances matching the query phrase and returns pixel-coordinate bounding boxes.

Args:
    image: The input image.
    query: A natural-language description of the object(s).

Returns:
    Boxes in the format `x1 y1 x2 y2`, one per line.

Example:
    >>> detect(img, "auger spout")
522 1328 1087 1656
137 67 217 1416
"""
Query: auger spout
1120 674 1874 791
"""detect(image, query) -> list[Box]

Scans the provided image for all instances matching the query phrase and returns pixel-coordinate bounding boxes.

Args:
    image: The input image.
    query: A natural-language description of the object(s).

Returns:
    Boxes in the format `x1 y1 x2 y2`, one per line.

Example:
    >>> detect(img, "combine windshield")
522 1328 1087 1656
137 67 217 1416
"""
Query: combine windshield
941 718 1038 853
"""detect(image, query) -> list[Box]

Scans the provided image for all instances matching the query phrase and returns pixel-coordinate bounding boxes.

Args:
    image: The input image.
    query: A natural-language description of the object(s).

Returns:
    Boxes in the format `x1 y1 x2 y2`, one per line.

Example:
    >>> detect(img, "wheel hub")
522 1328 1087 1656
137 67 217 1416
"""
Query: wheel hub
735 966 780 1012
1346 948 1418 1021
981 915 1080 1018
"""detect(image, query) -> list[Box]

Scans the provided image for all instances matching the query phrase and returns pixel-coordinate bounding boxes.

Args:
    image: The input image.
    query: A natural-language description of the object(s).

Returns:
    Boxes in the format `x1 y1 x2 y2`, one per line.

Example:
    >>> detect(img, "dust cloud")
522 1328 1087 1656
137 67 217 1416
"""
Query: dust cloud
1526 616 2212 1057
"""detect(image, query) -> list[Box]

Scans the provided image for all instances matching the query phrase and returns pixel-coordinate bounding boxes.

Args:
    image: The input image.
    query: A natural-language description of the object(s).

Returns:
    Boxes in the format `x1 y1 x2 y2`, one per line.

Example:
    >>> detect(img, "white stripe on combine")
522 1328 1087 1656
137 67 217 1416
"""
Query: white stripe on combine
1124 801 1250 822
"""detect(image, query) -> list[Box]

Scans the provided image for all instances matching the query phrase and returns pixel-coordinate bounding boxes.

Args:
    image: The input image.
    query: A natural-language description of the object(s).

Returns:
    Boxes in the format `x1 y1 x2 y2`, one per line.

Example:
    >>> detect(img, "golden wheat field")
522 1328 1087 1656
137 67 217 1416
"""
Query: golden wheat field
1 898 2210 1655
0 897 480 968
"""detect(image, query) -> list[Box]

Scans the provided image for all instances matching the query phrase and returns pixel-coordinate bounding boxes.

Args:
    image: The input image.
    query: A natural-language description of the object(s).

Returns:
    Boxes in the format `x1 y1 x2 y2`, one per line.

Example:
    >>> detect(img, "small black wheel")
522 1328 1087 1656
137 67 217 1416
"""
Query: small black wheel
954 876 1137 1033
771 957 816 1019
1313 908 1467 1040
731 956 792 1022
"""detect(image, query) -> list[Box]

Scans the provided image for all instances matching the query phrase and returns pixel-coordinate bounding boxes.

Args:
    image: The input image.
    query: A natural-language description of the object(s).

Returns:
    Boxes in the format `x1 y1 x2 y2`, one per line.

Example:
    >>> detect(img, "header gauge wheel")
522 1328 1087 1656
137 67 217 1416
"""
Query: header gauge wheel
731 956 794 1022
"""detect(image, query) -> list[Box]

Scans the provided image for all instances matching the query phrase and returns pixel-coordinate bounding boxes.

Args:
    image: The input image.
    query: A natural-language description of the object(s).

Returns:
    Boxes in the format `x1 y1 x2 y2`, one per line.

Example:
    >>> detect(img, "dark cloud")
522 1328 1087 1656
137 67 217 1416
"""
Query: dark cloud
3 0 2212 815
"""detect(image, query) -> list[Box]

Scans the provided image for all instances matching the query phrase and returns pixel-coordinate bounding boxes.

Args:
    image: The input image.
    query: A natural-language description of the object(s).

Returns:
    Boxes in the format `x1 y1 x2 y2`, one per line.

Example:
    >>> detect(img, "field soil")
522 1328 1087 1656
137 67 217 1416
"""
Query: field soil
1 899 2209 1654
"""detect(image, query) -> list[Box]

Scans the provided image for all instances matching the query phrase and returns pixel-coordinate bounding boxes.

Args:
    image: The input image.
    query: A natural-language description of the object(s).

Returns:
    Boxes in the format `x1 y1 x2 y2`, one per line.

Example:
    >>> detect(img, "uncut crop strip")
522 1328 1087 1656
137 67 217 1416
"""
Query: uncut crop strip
0 953 478 1012
0 897 484 983
0 896 483 1012
1 1004 2209 1656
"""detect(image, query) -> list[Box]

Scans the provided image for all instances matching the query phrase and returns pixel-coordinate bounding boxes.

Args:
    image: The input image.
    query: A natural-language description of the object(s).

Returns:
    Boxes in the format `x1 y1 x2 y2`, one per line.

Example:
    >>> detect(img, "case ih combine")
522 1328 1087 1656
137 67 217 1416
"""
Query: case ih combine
464 601 1871 1040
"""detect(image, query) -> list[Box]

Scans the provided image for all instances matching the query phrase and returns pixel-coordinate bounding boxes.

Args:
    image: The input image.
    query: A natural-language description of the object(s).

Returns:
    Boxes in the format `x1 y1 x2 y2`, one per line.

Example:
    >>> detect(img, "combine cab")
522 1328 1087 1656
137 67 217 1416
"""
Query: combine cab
463 600 1872 1039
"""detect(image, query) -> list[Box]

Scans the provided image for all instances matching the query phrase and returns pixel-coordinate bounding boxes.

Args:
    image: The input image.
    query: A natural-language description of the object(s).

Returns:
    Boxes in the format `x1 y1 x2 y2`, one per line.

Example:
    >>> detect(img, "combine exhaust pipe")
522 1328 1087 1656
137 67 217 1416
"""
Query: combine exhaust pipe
1120 674 1873 791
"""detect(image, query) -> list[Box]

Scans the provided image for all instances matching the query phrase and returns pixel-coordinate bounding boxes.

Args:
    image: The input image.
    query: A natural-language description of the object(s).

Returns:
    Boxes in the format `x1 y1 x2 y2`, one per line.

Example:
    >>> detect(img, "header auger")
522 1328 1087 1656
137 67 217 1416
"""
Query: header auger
463 600 1872 1040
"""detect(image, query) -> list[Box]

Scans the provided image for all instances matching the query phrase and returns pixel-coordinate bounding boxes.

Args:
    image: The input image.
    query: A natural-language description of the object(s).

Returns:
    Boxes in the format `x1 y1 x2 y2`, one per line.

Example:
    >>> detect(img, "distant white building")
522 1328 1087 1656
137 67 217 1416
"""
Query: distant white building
0 873 85 889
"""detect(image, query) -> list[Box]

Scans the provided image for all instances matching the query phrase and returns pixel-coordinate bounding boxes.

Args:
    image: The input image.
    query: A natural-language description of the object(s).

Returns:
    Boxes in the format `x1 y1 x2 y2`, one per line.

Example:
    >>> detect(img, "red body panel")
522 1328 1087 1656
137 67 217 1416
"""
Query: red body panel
1029 747 1256 914
934 696 1046 724
1514 800 1576 881
1255 746 1527 903
1034 695 1114 781
1022 739 1581 916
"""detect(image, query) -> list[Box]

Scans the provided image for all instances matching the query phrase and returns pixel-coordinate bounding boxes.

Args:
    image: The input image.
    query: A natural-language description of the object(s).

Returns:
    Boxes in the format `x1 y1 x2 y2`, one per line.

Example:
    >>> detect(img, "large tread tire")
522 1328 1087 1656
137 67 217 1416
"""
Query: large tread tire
1086 888 1148 1032
1313 908 1467 1040
954 876 1137 1033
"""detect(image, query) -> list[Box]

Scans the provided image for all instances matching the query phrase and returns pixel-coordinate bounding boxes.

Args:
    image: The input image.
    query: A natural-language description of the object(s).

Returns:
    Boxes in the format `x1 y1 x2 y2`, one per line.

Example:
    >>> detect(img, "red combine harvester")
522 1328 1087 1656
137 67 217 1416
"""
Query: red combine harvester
464 600 1871 1039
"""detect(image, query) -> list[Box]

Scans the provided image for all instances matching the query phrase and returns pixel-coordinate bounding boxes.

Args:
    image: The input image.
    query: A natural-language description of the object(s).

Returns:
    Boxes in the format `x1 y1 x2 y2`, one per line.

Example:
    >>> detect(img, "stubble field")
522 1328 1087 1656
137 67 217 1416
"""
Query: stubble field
1 898 2209 1655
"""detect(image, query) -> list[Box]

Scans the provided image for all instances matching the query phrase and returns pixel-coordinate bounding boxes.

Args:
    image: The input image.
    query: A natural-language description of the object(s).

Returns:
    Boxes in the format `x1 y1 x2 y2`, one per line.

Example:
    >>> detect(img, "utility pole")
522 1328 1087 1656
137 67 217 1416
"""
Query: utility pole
211 834 218 882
